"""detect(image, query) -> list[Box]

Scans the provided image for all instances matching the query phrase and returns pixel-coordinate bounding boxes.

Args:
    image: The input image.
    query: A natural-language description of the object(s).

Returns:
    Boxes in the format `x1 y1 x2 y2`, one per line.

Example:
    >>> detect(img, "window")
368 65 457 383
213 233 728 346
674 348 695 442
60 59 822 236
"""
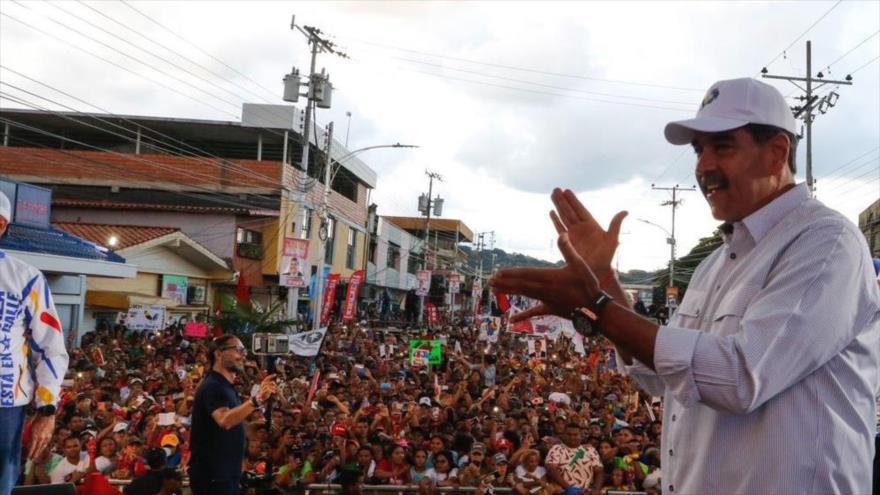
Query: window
368 238 378 264
324 217 336 264
236 228 263 259
298 208 312 239
407 254 419 274
346 229 358 269
387 243 401 270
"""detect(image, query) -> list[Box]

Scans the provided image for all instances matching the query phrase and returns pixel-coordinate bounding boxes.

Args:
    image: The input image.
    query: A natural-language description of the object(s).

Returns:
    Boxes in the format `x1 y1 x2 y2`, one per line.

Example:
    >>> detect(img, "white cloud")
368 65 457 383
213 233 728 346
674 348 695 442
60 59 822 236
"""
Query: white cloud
1 0 877 272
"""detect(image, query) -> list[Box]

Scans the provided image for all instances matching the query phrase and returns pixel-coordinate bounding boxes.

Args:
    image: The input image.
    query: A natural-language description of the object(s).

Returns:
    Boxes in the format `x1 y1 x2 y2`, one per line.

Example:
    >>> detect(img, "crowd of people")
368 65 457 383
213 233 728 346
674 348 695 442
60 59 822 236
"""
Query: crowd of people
13 316 664 495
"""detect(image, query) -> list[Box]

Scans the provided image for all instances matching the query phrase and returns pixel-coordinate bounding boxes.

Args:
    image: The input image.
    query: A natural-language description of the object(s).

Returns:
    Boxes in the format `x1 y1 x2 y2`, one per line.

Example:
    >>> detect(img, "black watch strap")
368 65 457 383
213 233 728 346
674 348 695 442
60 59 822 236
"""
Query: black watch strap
36 405 56 416
250 396 260 408
587 291 614 320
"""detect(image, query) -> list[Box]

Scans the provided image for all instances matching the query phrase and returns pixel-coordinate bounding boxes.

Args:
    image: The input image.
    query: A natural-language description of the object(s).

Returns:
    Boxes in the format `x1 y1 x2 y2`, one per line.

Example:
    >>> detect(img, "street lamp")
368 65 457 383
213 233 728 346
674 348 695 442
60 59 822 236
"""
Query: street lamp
638 218 676 290
311 141 419 330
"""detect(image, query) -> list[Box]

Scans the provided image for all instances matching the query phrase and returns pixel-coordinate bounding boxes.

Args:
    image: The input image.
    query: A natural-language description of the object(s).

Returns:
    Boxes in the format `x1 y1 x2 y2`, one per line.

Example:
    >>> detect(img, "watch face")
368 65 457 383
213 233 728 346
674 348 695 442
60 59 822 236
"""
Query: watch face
572 312 597 338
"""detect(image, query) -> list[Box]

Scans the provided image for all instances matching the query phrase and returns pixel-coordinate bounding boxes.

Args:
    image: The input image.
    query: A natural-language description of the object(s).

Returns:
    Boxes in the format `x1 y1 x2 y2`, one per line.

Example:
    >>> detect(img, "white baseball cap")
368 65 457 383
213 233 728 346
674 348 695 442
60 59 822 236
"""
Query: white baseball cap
0 191 10 222
665 78 797 145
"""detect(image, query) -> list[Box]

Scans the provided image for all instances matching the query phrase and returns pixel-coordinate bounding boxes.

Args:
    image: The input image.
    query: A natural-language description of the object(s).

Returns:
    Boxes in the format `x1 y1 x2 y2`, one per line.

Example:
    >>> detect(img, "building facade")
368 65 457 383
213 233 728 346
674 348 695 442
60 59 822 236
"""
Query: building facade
859 198 880 256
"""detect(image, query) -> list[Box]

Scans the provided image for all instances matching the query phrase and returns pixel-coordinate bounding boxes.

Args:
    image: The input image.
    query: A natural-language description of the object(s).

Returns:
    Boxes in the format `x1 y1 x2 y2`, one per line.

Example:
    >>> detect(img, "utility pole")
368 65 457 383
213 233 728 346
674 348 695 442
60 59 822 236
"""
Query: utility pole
312 122 335 330
418 171 443 325
761 40 853 196
283 16 346 328
651 184 695 291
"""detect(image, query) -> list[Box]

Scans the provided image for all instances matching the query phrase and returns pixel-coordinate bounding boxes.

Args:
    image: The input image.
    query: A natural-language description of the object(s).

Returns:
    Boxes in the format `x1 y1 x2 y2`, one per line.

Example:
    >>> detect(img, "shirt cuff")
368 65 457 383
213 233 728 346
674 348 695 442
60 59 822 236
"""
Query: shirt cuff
654 325 702 407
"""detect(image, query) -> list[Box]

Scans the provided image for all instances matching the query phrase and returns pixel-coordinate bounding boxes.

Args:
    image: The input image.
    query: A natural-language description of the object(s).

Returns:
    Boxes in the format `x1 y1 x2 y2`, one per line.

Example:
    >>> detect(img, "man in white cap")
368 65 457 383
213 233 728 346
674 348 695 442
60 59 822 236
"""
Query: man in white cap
490 78 880 493
0 191 69 493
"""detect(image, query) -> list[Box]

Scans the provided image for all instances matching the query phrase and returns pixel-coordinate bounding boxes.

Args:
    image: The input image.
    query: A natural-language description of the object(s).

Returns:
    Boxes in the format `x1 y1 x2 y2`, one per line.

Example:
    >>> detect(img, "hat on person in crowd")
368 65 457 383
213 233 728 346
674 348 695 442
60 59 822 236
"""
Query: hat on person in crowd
495 438 513 451
160 433 179 448
548 392 571 405
380 382 392 391
493 453 508 465
470 442 487 454
331 422 348 437
112 422 129 433
664 78 798 145
129 377 144 385
419 397 432 407
0 192 10 223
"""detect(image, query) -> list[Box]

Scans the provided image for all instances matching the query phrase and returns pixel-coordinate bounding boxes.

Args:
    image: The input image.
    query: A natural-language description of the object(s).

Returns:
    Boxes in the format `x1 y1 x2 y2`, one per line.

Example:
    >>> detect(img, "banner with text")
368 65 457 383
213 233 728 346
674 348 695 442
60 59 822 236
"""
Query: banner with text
342 270 365 321
320 274 341 326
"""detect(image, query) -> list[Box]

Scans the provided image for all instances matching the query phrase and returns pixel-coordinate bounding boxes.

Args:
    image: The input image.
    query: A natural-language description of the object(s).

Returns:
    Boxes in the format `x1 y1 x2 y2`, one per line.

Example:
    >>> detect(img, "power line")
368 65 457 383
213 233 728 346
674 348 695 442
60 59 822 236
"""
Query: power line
342 36 705 92
0 73 288 191
818 29 880 73
381 57 695 106
760 0 843 72
380 65 693 113
117 0 280 101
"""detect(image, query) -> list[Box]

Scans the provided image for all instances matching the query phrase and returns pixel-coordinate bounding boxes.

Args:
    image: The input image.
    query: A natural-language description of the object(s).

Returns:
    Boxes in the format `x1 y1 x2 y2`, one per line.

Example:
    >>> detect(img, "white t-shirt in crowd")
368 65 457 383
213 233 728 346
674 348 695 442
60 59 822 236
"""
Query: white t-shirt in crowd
95 455 115 474
425 467 458 483
50 453 89 484
514 465 547 482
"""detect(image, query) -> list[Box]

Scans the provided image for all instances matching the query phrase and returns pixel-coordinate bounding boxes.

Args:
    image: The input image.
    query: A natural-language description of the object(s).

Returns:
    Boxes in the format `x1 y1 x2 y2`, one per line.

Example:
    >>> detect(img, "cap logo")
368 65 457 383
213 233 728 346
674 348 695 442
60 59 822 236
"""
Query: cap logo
700 88 719 109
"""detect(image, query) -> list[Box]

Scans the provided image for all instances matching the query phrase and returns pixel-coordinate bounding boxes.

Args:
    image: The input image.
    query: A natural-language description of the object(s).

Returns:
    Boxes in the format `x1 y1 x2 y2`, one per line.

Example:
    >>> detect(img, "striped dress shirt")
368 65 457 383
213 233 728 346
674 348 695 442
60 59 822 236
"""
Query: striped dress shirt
620 183 880 494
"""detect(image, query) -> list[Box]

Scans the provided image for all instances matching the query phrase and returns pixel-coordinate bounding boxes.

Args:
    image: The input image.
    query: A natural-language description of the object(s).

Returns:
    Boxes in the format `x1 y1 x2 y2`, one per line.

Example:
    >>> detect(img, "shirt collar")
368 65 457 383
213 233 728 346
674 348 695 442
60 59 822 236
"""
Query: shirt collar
741 183 810 243
719 183 809 244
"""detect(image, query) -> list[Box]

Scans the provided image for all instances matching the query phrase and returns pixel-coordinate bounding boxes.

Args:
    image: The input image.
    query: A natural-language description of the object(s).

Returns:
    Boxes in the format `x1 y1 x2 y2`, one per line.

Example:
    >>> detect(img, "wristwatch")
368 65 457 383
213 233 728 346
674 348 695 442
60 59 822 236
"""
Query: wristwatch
250 396 260 408
570 291 615 337
36 405 56 416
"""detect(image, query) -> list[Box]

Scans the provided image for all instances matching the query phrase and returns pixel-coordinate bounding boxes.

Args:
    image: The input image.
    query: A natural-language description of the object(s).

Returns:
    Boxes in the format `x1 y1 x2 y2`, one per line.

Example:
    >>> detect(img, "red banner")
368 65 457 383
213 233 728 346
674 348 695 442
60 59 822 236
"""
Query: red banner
426 302 439 327
320 274 341 326
342 270 365 321
305 370 321 408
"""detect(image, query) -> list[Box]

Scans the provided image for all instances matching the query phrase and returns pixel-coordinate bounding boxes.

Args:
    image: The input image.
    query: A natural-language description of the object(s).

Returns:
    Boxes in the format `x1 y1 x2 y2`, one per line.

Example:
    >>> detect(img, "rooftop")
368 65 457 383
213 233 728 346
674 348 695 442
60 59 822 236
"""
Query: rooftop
0 223 126 263
54 223 178 250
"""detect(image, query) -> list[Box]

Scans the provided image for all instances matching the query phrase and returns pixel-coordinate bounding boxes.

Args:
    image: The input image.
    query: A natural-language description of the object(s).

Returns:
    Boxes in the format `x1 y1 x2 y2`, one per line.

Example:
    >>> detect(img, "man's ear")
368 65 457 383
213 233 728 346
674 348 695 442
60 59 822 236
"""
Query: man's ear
766 132 791 175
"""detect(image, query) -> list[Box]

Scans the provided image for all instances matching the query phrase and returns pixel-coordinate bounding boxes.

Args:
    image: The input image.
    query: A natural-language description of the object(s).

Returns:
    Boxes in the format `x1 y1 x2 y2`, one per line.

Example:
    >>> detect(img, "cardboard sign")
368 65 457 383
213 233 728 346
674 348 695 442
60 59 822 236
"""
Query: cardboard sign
125 305 166 332
408 340 442 366
183 321 209 339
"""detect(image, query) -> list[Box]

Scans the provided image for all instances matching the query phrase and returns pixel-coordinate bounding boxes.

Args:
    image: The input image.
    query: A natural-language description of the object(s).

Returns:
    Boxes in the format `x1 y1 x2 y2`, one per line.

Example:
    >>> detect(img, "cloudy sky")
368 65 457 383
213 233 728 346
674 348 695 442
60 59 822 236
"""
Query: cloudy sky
1 0 878 273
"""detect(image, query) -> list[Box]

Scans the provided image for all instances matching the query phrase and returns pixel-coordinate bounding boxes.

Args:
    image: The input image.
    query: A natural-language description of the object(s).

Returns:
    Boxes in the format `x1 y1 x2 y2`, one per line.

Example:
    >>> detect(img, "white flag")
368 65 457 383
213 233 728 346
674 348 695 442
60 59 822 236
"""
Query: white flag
290 328 327 357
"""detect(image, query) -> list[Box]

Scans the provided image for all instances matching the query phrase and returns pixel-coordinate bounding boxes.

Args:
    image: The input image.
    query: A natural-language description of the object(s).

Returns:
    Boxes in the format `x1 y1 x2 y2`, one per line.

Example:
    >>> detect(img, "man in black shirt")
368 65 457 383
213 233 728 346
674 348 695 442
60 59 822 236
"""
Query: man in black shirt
189 335 276 495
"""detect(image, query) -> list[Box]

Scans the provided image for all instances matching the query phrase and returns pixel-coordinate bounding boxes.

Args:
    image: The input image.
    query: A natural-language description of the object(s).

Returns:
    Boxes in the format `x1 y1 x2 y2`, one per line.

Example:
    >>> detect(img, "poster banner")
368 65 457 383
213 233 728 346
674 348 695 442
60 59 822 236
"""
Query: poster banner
342 270 365 321
478 316 501 343
183 321 209 339
320 274 341 326
280 238 310 288
425 302 439 327
161 275 188 305
125 305 166 332
416 270 432 296
447 273 461 294
408 340 442 366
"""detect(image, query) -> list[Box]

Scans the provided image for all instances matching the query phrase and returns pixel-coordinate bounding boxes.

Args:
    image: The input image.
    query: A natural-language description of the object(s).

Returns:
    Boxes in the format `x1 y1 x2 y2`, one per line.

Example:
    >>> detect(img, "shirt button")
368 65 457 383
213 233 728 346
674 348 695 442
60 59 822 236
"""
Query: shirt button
668 449 674 456
672 414 677 421
669 484 675 492
730 253 737 260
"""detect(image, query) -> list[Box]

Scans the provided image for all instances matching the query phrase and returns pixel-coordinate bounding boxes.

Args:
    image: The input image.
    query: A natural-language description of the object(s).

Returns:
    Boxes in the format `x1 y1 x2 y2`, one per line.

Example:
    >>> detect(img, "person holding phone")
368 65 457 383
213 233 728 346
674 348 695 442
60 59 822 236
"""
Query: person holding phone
189 335 276 495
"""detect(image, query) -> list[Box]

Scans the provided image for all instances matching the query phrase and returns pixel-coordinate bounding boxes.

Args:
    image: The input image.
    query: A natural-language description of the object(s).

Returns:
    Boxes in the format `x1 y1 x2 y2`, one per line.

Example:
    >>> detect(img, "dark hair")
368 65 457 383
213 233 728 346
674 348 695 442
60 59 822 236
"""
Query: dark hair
742 123 798 174
146 447 167 470
208 335 238 368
